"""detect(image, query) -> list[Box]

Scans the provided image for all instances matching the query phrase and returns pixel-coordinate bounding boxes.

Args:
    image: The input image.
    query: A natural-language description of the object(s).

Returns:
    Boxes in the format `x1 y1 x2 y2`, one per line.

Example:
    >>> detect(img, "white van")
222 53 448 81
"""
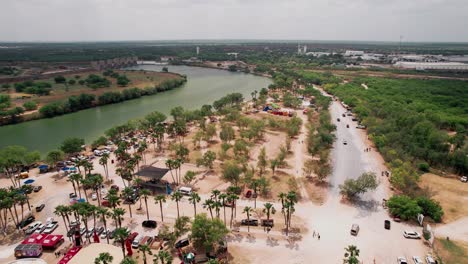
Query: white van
178 187 192 196
131 234 144 248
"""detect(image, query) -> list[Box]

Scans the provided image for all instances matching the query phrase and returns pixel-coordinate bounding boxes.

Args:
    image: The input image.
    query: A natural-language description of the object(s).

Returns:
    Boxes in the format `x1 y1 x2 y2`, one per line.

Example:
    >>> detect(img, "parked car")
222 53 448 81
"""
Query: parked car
100 229 110 239
350 224 360 236
178 186 192 196
356 124 366 129
132 234 144 248
412 256 423 264
397 257 408 264
403 230 421 239
69 220 80 228
244 189 253 198
461 176 468 183
25 221 42 235
241 219 258 226
69 193 77 199
142 220 157 228
34 223 46 234
343 140 348 145
425 255 436 264
35 204 45 212
175 238 190 249
384 220 391 230
102 200 111 207
33 186 42 192
91 193 98 201
80 227 87 236
42 221 59 234
95 226 105 235
86 228 95 238
17 216 35 229
127 232 138 243
261 219 274 227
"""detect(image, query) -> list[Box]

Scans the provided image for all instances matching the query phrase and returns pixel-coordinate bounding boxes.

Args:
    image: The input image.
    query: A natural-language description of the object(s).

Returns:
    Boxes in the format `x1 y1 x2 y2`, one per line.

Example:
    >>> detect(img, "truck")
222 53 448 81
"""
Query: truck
14 244 42 258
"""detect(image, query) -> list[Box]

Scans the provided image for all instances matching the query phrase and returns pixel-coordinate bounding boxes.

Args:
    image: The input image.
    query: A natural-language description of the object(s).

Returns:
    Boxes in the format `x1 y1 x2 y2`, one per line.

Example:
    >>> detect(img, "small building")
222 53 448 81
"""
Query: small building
135 166 170 193
394 61 468 71
344 50 364 57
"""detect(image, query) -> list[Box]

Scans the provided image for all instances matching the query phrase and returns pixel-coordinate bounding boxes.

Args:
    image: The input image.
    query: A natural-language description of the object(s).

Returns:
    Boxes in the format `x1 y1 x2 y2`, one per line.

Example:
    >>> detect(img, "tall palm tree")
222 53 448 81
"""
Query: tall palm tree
262 202 276 226
154 195 166 222
171 190 183 218
54 205 71 234
211 189 220 201
227 194 239 228
69 173 83 198
112 208 126 228
219 193 228 225
203 198 214 220
188 192 201 217
155 250 173 264
139 244 152 264
114 227 130 258
122 187 134 218
80 177 90 201
90 174 104 206
96 207 111 244
107 192 121 209
165 159 177 184
94 252 113 264
99 153 110 181
243 206 253 232
212 200 222 219
140 188 151 220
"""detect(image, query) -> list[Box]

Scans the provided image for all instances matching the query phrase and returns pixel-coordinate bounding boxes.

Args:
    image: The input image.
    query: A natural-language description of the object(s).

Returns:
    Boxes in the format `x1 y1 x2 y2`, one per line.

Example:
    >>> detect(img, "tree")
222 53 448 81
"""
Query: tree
122 187 135 218
96 207 111 244
121 257 137 264
139 244 152 264
183 171 196 186
191 213 229 252
23 101 37 111
196 151 216 170
174 216 191 238
257 147 267 176
54 75 66 84
416 196 444 223
154 195 166 222
61 137 85 155
343 245 360 264
140 188 151 220
219 123 235 142
339 172 378 200
270 159 279 176
188 192 201 217
45 150 64 167
114 227 130 258
387 195 423 221
243 206 253 232
262 202 276 224
94 252 113 264
171 190 183 219
155 250 172 264
222 160 242 186
99 153 110 180
162 67 169 72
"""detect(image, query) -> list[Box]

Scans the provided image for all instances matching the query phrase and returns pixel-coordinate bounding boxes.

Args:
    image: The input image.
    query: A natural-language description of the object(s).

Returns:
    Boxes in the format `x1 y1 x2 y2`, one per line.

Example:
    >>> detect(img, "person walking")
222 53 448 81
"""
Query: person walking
318 234 320 240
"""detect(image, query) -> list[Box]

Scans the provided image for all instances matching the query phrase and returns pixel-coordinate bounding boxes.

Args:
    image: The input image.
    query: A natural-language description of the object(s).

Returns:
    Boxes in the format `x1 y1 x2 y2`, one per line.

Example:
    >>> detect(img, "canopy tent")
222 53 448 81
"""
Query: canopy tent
58 246 82 264
22 233 46 245
41 234 64 249
136 166 169 180
23 179 35 185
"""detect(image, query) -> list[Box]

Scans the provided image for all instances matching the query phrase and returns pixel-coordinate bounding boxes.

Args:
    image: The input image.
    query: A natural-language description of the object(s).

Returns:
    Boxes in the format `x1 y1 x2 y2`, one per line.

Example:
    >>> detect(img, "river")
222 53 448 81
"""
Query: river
0 65 271 155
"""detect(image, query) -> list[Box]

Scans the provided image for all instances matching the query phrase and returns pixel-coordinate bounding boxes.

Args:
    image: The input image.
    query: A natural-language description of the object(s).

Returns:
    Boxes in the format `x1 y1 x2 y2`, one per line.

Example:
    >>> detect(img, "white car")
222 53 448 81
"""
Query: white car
24 221 42 235
91 193 98 200
461 176 467 182
397 257 408 264
80 227 87 236
425 255 436 264
45 217 54 225
42 221 59 234
412 256 423 264
403 230 421 239
100 229 110 239
34 223 46 234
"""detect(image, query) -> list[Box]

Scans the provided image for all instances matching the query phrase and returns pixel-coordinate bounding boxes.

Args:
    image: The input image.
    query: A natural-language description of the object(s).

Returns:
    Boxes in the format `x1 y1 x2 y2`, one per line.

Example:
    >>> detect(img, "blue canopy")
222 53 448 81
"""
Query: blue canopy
23 179 35 185
38 165 48 169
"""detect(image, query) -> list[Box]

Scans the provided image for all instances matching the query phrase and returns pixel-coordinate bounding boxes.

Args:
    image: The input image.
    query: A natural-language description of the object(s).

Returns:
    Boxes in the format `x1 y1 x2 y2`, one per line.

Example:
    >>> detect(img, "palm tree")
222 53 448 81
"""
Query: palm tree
94 252 113 264
140 189 151 220
107 192 121 209
112 208 126 228
171 190 183 218
155 250 173 264
227 193 239 228
90 174 104 206
243 206 253 232
188 192 201 217
114 227 130 258
262 202 276 228
139 244 152 264
154 195 166 222
211 189 220 201
96 207 111 244
165 159 177 184
219 193 228 224
121 257 137 264
99 153 110 180
54 205 71 234
69 173 83 198
212 200 222 219
122 187 134 218
344 245 360 264
203 198 214 220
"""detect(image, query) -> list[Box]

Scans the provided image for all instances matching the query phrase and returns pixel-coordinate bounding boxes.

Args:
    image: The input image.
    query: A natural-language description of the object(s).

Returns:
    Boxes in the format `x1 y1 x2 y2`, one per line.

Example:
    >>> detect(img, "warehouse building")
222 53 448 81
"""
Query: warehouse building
394 62 468 71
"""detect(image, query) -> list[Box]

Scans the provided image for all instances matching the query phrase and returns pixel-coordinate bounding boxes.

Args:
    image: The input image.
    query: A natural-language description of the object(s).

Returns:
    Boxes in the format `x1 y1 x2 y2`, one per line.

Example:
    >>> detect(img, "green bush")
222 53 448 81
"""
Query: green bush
416 196 444 223
23 101 37 111
418 162 430 172
387 195 422 220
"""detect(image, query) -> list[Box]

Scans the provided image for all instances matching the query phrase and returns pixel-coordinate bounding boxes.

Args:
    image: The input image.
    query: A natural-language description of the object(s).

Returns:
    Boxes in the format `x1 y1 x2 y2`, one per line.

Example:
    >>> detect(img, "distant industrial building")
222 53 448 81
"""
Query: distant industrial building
344 50 364 57
306 52 331 57
90 57 138 70
394 62 468 71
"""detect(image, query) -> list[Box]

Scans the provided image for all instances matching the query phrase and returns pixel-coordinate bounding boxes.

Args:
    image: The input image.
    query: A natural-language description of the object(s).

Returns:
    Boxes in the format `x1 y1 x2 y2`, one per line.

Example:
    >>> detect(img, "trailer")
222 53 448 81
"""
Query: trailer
14 244 42 258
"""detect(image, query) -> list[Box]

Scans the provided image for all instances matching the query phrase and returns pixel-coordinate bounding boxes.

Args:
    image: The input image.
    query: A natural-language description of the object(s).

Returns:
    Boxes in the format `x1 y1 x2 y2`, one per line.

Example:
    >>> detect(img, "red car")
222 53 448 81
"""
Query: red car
244 189 252 198
127 232 138 243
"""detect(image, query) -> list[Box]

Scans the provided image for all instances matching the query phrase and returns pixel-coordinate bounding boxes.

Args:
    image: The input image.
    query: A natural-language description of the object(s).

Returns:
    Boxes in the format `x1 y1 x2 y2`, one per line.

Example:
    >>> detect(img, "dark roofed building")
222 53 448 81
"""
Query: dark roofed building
136 166 170 193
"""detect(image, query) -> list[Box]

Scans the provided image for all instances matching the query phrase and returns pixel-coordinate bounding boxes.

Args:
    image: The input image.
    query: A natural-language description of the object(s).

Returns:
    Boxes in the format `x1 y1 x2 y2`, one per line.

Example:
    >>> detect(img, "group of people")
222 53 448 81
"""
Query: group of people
364 147 372 152
54 251 64 258
312 230 320 240
381 171 390 177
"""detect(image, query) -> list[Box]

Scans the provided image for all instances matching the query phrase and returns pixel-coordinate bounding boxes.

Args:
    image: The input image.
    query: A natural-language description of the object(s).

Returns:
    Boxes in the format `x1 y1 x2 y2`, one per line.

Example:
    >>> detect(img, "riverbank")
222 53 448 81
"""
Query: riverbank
0 65 272 154
0 70 186 126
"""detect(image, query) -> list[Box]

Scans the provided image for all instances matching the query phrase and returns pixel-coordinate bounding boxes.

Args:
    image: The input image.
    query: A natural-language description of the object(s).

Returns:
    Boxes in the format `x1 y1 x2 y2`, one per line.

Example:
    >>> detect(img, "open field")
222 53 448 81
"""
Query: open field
434 238 468 264
419 173 468 223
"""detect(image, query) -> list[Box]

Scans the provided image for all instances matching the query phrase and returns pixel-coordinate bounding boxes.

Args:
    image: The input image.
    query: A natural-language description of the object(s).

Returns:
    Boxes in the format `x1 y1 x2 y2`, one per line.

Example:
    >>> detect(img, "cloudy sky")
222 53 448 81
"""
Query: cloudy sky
1 0 467 42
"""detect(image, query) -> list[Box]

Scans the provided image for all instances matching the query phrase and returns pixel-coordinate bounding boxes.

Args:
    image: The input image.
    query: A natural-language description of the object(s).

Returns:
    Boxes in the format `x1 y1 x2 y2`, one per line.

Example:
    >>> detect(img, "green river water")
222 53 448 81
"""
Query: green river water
0 65 271 155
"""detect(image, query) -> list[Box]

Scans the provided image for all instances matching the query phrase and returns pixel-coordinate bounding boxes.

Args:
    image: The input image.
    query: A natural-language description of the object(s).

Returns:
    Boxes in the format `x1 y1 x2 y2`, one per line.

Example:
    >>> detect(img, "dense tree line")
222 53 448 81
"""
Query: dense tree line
14 80 52 95
212 93 244 111
324 77 468 181
39 77 186 118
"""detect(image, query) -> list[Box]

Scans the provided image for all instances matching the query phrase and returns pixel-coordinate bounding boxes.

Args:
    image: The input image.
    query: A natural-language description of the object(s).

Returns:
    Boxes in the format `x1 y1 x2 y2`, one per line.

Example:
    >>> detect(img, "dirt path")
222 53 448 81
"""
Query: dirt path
288 110 310 201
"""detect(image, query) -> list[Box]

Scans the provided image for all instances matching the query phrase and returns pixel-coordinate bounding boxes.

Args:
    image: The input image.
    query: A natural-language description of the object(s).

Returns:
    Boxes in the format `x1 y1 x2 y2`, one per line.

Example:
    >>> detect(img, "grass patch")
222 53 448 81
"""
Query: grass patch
435 238 468 264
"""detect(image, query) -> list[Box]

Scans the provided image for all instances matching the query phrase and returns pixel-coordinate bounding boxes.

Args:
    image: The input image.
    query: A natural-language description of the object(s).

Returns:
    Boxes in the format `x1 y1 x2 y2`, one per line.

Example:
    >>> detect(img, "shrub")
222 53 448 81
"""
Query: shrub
23 101 37 111
418 162 430 172
416 196 444 222
387 195 422 220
